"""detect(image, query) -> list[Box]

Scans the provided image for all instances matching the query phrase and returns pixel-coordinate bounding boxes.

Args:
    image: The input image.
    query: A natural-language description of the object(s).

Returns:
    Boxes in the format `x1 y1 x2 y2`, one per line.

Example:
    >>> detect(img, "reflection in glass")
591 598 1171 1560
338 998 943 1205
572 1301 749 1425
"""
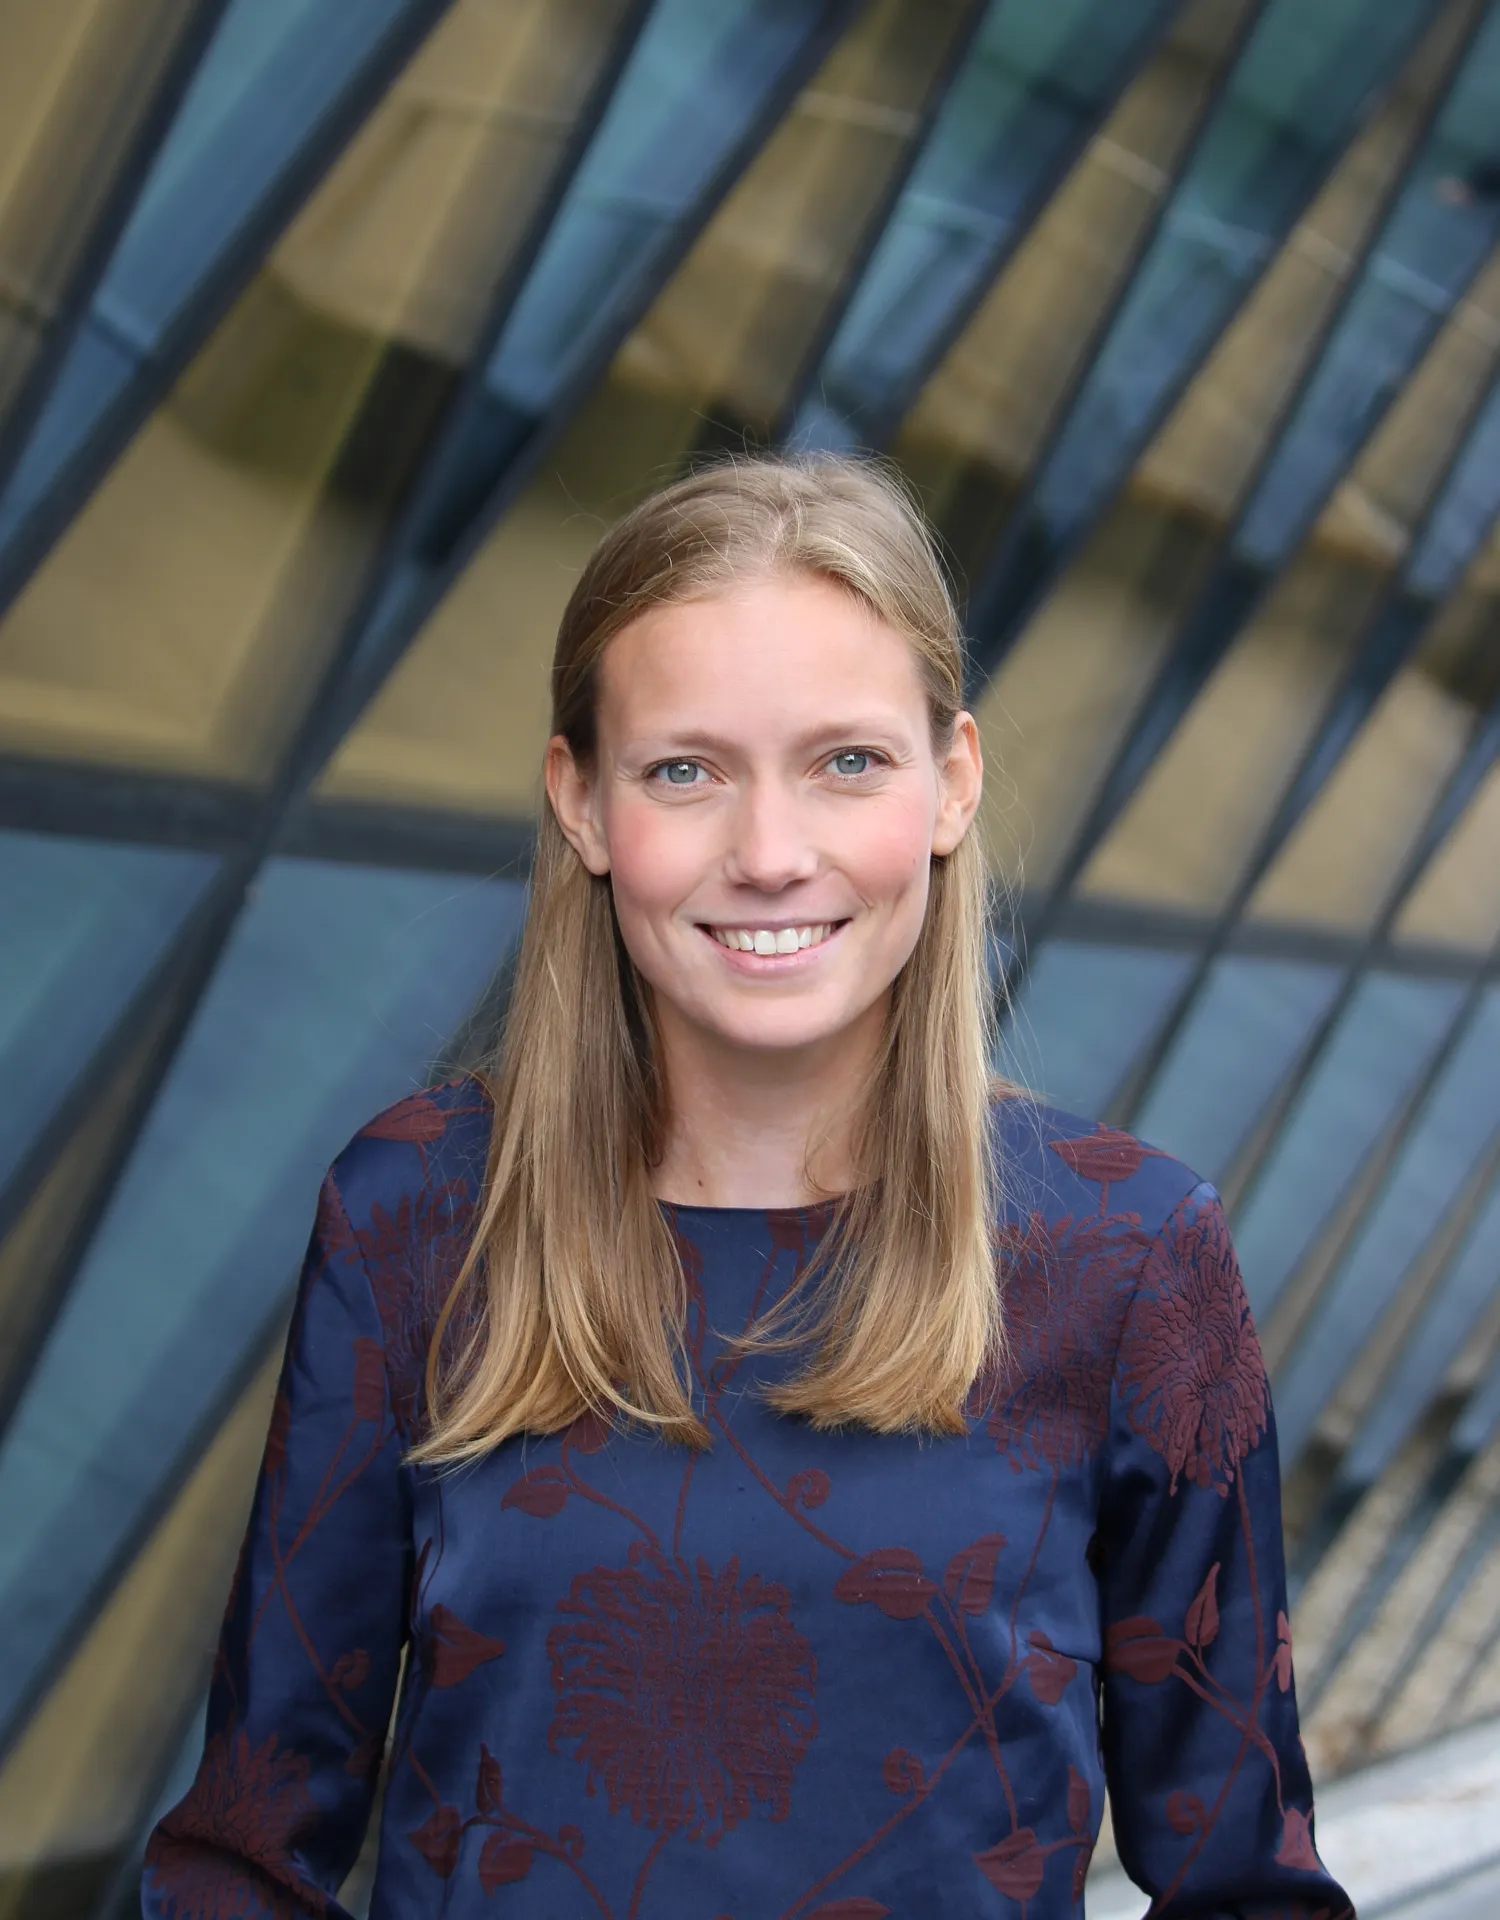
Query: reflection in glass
970 496 1223 895
0 1002 180 1425
0 859 525 1746
1236 6 1500 573
1394 756 1500 954
0 0 451 557
896 0 1254 599
0 0 632 782
0 0 216 445
967 0 1437 661
372 0 863 638
1131 954 1343 1183
1244 416 1498 940
1001 938 1194 1120
0 830 214 1197
324 0 970 815
1232 971 1465 1322
1342 1165 1500 1486
1273 985 1500 1460
788 0 1172 450
0 1349 277 1920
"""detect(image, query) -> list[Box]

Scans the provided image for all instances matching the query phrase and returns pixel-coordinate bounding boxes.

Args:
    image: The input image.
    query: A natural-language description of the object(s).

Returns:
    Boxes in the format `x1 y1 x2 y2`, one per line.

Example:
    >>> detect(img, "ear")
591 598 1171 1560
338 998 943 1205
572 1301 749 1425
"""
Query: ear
545 735 611 875
931 710 983 858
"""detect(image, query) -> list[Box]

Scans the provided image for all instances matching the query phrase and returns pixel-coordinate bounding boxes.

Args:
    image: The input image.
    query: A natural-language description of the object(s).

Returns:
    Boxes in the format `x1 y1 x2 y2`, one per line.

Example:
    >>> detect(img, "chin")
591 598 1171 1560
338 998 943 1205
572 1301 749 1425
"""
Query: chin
699 997 871 1055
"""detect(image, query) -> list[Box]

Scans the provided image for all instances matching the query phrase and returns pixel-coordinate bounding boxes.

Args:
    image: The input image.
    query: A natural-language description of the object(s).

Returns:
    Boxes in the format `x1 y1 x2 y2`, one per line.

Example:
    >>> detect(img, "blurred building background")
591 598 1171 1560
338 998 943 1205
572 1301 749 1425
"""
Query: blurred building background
2 0 1500 1913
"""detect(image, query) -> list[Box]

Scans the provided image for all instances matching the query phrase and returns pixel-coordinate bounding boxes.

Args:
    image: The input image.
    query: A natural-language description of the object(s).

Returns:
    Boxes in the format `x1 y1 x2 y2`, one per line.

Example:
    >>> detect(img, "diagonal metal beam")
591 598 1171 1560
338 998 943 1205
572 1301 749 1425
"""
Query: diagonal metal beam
960 0 1456 690
0 0 461 620
1106 377 1500 1126
1216 680 1500 1243
0 0 236 491
1022 15 1500 937
777 0 1181 453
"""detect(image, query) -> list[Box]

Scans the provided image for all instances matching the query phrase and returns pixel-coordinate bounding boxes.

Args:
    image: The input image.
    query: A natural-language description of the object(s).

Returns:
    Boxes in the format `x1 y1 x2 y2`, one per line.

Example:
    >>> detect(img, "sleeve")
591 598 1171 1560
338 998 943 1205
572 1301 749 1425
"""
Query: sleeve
1097 1180 1355 1920
142 1165 412 1920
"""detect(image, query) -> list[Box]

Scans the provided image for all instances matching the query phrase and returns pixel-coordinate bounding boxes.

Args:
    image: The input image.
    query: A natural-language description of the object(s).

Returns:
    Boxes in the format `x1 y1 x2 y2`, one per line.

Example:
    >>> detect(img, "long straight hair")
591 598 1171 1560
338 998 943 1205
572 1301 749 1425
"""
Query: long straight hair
411 455 1002 1465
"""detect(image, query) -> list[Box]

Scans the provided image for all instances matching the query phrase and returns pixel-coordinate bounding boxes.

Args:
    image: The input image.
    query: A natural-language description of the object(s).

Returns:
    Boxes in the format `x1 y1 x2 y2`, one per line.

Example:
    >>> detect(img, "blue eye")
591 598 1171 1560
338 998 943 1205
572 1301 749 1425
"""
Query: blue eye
830 750 874 778
653 760 703 786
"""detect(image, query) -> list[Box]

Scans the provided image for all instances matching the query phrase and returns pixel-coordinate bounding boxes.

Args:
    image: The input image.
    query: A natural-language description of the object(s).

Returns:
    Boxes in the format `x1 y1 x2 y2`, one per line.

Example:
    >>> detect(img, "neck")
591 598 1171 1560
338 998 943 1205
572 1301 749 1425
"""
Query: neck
650 999 887 1209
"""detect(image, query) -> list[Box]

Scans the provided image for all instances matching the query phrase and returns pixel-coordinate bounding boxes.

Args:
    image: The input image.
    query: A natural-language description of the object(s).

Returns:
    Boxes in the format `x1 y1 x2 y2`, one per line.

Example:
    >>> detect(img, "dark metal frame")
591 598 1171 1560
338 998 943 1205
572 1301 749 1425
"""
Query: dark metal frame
1018 5 1497 958
0 0 461 622
771 0 1184 450
959 0 1447 689
0 0 237 493
1100 390 1500 1130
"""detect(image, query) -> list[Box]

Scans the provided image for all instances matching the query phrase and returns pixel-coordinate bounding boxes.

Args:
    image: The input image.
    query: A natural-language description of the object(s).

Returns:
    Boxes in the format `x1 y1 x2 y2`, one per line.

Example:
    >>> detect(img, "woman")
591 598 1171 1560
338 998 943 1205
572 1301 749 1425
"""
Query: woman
144 457 1351 1919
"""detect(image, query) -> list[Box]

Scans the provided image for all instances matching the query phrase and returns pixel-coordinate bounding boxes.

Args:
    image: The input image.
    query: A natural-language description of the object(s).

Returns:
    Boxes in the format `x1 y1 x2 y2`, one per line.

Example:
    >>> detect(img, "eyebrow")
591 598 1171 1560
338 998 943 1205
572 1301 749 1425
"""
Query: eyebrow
632 718 914 755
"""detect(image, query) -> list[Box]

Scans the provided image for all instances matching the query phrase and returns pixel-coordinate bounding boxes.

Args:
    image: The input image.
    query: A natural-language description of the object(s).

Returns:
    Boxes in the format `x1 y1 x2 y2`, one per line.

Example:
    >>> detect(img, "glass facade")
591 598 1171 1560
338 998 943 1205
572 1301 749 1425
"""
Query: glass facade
2 0 1499 1908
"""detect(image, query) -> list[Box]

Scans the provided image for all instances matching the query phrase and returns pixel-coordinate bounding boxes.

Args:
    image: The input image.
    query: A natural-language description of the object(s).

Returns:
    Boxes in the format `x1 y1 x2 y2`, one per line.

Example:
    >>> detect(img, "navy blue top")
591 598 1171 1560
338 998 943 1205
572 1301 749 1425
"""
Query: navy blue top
143 1080 1352 1919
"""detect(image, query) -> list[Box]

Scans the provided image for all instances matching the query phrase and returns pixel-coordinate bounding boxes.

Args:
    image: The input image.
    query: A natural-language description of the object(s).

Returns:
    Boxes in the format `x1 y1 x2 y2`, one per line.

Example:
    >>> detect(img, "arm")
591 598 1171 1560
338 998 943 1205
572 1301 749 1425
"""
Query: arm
143 1166 412 1920
1098 1181 1353 1919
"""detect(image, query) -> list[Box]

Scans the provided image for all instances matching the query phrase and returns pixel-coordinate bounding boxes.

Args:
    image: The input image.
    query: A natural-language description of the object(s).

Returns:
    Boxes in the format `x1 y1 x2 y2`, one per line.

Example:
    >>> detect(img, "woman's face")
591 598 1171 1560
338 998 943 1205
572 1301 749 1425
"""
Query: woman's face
547 571 982 1064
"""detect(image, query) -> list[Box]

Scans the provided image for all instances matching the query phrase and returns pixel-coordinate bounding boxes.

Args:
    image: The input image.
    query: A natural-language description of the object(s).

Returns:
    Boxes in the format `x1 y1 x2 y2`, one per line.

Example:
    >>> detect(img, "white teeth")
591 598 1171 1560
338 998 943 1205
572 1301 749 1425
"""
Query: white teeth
709 923 839 953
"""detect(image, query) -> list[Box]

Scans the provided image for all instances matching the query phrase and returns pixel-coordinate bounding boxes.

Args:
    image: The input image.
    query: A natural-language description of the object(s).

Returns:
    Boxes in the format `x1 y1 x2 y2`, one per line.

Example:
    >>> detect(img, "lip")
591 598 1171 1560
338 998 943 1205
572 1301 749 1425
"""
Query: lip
696 920 849 971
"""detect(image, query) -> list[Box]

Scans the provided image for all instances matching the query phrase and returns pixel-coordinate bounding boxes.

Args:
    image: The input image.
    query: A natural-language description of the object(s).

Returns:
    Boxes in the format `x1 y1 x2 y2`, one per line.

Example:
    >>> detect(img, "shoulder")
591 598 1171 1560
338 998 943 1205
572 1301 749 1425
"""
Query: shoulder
990 1089 1208 1245
326 1075 494 1232
314 1079 495 1439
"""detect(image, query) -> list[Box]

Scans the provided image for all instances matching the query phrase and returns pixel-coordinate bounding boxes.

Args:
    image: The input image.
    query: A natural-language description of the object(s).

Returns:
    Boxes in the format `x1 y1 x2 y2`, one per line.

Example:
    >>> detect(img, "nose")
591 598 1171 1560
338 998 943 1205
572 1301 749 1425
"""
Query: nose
723 776 820 893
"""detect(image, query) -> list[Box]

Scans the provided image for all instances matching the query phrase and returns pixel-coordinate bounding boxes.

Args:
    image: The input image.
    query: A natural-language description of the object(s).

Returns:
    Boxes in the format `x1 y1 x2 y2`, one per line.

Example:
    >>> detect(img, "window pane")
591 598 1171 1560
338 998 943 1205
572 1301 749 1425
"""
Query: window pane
1233 971 1466 1319
1248 476 1500 935
1394 757 1500 955
973 0 1436 653
0 0 635 783
1236 4 1500 573
1002 938 1195 1120
0 829 215 1195
1342 1165 1500 1486
322 0 968 815
0 857 525 1743
789 0 1172 449
0 0 215 434
0 1348 278 1916
0 0 451 553
0 998 181 1421
896 0 1253 596
1274 985 1500 1460
1132 954 1343 1183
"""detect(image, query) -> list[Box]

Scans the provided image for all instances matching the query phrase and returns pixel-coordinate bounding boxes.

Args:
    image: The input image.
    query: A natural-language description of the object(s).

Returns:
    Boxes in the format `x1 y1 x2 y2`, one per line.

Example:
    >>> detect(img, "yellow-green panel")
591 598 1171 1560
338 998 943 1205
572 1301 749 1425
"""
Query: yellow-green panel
0 1346 279 1920
0 0 629 781
894 0 1255 593
0 0 204 420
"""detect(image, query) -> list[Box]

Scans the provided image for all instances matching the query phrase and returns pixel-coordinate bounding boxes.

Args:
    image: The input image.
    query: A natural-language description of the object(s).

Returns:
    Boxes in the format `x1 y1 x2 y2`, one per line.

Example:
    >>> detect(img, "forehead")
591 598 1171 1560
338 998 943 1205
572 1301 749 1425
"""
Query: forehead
596 573 929 732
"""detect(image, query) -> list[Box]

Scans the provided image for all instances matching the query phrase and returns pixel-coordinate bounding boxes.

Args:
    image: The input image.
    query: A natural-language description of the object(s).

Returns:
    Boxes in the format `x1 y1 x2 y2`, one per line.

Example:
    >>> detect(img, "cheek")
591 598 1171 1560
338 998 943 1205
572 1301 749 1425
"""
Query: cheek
847 793 939 907
602 799 705 923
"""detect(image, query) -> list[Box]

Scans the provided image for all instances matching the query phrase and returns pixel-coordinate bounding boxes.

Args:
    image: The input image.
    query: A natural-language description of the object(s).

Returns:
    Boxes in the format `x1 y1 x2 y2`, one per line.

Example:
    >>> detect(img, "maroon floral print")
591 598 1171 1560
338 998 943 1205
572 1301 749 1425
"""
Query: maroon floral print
146 1732 325 1919
547 1546 817 1845
1116 1193 1270 1496
143 1082 1347 1920
985 1209 1151 1470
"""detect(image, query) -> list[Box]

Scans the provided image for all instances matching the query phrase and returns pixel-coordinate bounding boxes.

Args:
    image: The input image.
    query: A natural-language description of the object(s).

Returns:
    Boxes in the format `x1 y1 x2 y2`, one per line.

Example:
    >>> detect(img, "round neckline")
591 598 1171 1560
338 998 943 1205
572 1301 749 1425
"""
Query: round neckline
659 1198 839 1223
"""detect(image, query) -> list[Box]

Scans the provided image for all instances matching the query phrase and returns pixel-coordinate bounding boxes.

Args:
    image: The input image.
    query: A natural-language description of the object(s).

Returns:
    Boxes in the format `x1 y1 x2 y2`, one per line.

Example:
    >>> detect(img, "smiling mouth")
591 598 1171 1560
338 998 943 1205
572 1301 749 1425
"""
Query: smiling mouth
702 921 845 956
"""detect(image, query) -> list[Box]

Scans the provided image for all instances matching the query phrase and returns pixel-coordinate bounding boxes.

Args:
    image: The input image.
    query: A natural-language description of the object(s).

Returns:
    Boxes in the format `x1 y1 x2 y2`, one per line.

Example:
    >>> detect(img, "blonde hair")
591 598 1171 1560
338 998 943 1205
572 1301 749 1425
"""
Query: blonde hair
412 454 1001 1464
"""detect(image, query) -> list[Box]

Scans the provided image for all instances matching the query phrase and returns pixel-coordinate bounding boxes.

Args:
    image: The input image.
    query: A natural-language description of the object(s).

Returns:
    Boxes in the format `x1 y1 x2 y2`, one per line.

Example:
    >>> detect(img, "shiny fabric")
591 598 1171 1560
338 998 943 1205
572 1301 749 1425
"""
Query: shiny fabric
143 1081 1353 1918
